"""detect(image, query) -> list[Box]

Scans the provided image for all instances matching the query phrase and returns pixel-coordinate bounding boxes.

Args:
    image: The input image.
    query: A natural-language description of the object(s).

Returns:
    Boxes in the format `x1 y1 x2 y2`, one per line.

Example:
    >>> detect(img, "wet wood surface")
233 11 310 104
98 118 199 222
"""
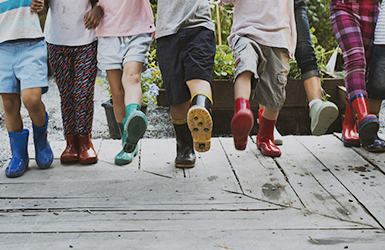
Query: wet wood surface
1 134 385 249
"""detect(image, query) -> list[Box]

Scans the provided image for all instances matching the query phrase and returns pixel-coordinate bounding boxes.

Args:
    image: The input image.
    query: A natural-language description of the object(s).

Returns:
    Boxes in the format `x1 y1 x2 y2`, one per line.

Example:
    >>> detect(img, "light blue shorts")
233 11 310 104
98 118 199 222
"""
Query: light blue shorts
97 33 153 71
0 39 49 94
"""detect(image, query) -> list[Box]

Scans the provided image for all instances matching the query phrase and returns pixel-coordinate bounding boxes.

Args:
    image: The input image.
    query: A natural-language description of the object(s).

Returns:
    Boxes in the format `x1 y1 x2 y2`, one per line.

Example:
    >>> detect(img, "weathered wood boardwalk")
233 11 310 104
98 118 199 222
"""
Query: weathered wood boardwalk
1 133 385 249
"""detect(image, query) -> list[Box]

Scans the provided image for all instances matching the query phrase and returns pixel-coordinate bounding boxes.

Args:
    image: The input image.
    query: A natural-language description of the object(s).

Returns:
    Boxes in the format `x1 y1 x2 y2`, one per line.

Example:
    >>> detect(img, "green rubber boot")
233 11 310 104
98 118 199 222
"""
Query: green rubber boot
122 103 147 153
115 123 138 165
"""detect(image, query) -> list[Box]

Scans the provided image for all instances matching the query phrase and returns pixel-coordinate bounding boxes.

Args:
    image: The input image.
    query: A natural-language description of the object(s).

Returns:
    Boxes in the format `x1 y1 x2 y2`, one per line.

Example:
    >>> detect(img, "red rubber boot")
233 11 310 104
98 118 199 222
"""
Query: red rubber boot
256 109 281 157
78 134 98 165
342 97 360 147
61 134 79 163
231 98 254 150
350 95 379 146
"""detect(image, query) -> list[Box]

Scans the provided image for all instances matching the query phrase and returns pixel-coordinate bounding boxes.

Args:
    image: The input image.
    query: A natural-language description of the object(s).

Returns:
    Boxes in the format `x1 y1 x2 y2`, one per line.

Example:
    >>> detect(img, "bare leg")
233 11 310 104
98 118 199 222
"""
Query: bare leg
20 88 46 127
106 69 125 123
303 76 322 102
122 61 143 106
2 93 23 132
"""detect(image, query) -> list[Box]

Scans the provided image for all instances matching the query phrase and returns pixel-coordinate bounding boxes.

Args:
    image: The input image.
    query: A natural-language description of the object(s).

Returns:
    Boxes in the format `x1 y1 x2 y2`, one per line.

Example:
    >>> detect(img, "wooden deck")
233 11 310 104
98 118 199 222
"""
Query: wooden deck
1 133 385 249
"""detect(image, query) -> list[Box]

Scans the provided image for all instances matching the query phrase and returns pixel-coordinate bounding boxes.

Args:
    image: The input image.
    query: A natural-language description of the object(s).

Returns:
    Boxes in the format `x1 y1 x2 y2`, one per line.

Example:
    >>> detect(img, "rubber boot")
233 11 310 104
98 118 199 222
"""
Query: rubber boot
122 103 147 153
231 98 254 150
256 109 281 157
342 96 360 147
173 118 196 168
33 112 53 169
5 129 29 178
187 92 213 153
78 133 98 165
61 134 79 163
115 122 138 165
350 95 379 146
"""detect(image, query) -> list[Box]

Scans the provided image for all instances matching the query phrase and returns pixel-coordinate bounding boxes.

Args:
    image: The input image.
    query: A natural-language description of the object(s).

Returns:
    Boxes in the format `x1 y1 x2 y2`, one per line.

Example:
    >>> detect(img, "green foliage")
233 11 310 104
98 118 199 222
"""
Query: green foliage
306 0 337 51
212 45 235 81
210 2 234 46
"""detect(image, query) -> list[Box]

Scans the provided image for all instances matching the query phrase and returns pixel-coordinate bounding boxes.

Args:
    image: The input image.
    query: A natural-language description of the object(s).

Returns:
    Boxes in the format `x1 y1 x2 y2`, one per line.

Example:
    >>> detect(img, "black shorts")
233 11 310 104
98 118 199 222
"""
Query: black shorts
157 26 216 106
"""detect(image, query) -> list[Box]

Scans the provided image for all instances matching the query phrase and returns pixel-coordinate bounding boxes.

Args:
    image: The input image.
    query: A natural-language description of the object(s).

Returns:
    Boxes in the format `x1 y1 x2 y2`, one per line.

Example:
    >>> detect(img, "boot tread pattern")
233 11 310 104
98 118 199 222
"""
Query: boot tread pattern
187 106 212 153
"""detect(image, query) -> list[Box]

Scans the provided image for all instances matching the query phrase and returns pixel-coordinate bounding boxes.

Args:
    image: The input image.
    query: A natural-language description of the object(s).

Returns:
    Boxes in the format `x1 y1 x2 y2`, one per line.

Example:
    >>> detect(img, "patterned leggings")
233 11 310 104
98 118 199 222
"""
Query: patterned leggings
48 41 97 135
330 2 379 100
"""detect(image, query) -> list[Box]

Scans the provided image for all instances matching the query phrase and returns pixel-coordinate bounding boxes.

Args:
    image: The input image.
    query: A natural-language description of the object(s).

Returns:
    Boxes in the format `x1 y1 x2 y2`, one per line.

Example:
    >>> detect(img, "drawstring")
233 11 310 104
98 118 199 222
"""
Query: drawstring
119 37 130 47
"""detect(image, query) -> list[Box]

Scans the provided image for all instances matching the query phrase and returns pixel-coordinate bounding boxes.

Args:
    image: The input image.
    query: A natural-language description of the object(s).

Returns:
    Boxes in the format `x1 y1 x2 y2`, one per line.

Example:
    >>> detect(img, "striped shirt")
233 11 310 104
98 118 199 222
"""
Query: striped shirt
222 0 297 58
0 0 43 44
374 1 385 44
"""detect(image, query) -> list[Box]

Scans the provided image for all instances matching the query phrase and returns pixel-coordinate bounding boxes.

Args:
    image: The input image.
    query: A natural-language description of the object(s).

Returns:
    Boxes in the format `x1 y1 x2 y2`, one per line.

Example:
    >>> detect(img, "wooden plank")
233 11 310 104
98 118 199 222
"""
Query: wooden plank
184 138 241 193
296 134 385 228
1 229 384 250
337 133 385 174
220 137 301 208
275 135 378 227
0 209 376 234
140 138 184 178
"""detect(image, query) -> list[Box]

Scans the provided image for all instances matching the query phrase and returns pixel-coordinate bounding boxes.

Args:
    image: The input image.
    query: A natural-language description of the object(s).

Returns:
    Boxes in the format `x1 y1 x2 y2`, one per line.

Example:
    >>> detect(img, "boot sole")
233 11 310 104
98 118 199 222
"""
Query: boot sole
123 113 147 153
231 110 254 150
359 116 379 147
311 106 339 136
342 136 361 147
187 106 212 153
175 161 195 168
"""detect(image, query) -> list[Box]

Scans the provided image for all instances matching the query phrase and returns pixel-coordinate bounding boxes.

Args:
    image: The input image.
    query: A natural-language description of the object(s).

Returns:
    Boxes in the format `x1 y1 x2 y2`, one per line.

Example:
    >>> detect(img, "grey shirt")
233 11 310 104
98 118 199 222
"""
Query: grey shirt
155 0 215 39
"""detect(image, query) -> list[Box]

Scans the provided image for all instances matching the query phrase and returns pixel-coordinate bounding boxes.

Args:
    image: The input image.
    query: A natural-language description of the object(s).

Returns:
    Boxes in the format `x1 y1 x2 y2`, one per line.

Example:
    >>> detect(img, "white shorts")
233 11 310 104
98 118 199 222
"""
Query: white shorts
97 33 153 71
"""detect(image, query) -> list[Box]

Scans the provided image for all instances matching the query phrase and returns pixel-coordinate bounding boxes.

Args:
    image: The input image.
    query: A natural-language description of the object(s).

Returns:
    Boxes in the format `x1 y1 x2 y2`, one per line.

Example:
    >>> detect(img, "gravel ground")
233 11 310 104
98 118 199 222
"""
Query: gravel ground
1 74 385 168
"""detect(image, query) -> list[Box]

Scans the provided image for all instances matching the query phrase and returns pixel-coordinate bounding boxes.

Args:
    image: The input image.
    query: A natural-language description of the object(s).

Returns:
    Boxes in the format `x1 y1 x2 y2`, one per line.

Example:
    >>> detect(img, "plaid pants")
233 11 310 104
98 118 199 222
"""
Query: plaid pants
330 1 379 100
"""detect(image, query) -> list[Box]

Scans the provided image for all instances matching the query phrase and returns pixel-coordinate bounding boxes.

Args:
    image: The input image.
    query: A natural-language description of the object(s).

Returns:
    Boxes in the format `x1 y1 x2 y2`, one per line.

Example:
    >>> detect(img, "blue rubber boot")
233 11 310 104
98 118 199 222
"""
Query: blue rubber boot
115 123 138 165
122 103 147 153
33 112 53 169
5 129 29 178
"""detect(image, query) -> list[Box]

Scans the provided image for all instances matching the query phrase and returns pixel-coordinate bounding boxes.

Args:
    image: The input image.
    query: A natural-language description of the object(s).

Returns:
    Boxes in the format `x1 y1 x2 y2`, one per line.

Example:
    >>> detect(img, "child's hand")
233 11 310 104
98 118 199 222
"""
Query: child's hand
84 5 103 30
30 0 44 13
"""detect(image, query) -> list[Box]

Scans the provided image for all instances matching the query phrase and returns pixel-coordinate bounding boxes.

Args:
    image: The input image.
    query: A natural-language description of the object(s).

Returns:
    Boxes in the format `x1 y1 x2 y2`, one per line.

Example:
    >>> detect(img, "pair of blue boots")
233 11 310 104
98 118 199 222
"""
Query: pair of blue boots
5 112 53 178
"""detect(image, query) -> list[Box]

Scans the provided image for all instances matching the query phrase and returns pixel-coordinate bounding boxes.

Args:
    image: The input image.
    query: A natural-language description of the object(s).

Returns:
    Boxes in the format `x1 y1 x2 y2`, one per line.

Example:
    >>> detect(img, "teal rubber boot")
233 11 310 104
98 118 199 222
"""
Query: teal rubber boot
5 129 29 178
115 123 138 165
33 112 54 169
122 103 147 153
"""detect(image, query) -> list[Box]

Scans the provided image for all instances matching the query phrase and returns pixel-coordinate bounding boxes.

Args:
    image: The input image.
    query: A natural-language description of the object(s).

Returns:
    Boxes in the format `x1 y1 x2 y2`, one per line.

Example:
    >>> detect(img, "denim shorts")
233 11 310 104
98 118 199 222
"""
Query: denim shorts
233 36 290 111
97 33 153 71
0 39 49 94
367 44 385 100
157 27 216 106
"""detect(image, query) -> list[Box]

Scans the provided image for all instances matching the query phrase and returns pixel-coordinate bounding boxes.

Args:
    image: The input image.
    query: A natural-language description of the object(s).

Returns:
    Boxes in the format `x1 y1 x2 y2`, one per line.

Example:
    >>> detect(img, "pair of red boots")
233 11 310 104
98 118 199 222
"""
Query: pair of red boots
231 98 281 157
61 134 98 165
342 95 379 147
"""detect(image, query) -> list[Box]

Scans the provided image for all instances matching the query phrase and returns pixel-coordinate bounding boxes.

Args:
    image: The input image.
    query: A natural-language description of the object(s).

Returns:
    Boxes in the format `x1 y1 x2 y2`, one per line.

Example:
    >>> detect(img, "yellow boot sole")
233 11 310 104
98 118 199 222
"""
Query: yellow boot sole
187 106 212 152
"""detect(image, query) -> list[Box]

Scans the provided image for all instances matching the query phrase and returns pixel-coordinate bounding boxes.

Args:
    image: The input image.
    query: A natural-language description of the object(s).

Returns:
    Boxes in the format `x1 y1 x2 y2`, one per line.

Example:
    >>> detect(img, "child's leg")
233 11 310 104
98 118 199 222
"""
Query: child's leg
171 102 196 168
106 69 125 122
330 5 379 146
295 0 338 136
48 44 76 135
20 87 46 127
231 71 254 150
1 93 22 132
21 87 53 169
121 61 147 153
186 79 213 153
73 42 98 165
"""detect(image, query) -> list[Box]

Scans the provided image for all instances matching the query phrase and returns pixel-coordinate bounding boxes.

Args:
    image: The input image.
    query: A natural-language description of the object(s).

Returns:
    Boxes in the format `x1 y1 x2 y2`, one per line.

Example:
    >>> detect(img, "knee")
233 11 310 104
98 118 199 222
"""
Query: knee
2 96 21 114
122 70 141 85
22 95 43 113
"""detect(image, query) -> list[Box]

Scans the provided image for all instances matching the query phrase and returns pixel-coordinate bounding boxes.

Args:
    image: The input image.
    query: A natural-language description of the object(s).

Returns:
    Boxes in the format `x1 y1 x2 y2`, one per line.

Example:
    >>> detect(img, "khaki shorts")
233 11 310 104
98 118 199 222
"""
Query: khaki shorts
233 36 290 111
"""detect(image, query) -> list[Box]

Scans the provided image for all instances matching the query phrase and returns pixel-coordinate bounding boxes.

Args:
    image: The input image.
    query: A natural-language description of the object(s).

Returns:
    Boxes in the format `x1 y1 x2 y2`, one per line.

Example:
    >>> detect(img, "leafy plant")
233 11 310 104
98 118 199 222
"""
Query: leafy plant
212 45 235 81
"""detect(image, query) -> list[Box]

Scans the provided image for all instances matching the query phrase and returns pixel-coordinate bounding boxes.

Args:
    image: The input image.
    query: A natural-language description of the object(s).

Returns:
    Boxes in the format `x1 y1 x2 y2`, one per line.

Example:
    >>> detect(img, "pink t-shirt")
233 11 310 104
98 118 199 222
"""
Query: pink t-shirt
96 0 155 37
